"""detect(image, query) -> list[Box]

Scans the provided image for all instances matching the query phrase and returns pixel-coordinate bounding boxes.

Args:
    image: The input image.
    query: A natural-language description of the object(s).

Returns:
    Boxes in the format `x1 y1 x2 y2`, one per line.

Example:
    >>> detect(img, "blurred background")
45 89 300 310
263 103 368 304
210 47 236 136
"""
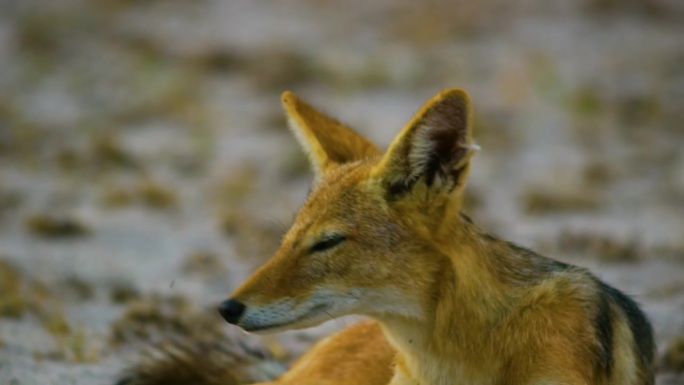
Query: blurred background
0 0 683 384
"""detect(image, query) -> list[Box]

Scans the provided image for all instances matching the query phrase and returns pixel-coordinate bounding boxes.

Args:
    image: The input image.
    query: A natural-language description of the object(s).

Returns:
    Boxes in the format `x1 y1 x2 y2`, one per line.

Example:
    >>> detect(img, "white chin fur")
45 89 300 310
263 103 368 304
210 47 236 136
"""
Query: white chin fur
238 302 335 334
235 288 365 334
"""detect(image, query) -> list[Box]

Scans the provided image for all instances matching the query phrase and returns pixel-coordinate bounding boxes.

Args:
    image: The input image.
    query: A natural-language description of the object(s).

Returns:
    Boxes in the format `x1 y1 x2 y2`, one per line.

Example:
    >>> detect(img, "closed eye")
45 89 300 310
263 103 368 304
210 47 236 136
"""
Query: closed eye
310 234 347 253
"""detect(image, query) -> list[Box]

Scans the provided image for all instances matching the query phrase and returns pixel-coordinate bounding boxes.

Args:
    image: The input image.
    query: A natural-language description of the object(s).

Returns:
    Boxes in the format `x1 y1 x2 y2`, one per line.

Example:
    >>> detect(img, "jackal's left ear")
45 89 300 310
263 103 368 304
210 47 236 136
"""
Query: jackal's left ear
282 91 381 180
374 88 479 196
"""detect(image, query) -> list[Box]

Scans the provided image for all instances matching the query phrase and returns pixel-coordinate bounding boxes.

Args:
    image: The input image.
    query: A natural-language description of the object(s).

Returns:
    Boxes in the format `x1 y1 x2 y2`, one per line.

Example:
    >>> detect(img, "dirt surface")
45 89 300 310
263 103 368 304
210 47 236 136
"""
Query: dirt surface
1 0 684 384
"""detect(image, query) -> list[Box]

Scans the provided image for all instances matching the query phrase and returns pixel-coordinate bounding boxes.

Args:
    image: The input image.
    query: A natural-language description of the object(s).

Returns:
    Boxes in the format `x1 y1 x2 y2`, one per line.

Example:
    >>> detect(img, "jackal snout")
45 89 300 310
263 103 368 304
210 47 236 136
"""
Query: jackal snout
217 299 246 325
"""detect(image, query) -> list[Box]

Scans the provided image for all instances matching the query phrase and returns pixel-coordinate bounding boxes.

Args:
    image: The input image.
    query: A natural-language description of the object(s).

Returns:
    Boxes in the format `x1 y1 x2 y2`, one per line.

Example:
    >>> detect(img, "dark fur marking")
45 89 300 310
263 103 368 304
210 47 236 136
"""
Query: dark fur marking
594 291 615 379
504 241 571 274
505 240 534 255
386 179 416 200
486 232 651 381
459 212 474 224
598 280 655 381
541 258 572 273
483 233 572 274
424 160 440 187
482 232 498 242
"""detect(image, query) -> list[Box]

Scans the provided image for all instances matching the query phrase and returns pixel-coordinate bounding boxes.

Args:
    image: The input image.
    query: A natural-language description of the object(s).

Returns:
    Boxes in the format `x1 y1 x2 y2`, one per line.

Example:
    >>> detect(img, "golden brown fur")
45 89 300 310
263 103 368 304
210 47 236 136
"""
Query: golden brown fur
119 89 654 385
256 320 394 385
222 88 655 385
223 89 655 385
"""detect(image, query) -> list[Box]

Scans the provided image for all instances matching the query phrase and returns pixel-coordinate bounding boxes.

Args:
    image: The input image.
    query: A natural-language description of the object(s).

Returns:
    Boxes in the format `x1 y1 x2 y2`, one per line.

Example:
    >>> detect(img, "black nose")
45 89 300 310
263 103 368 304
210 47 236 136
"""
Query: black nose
218 299 245 324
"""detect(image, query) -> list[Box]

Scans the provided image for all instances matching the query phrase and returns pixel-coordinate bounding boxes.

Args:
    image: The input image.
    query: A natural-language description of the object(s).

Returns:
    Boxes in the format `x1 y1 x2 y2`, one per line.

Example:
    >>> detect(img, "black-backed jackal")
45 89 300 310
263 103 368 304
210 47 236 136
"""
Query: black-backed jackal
218 89 655 385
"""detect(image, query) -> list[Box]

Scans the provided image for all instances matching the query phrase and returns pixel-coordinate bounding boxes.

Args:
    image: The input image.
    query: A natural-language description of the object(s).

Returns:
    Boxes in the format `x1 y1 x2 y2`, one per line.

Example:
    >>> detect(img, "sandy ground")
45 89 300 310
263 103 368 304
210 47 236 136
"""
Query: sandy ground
1 0 684 384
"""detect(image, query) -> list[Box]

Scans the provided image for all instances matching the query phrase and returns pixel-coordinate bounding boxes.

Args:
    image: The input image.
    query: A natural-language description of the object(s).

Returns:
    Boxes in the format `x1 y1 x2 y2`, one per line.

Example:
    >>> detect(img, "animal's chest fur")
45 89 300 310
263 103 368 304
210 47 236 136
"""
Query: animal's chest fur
403 353 496 385
385 322 496 385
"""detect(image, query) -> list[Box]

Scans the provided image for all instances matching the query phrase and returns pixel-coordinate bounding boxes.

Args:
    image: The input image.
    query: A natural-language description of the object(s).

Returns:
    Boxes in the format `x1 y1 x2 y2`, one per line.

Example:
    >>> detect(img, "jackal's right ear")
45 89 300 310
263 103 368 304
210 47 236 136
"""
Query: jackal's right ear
374 88 479 197
281 91 381 180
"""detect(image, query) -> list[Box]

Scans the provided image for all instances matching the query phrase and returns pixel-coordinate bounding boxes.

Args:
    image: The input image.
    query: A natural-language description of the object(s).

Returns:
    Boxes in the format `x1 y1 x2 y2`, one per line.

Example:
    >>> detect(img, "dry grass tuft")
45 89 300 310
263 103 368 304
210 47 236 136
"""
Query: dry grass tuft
55 148 83 172
662 335 684 373
557 231 641 262
112 75 206 127
110 282 142 304
652 241 684 262
522 189 601 215
68 327 100 363
218 210 245 236
116 333 284 385
100 185 135 208
100 179 179 210
616 94 661 128
38 312 101 363
137 179 178 209
583 0 672 18
25 213 90 238
247 49 315 91
61 275 95 300
0 109 51 162
110 294 216 346
0 258 94 361
182 251 226 278
41 310 72 337
0 259 56 319
570 86 605 118
33 348 66 362
212 165 259 208
648 281 684 299
91 133 140 170
0 188 23 217
212 165 284 264
0 293 30 319
219 209 284 265
111 290 285 384
386 1 512 46
181 49 244 74
15 12 64 56
582 161 614 187
0 259 29 318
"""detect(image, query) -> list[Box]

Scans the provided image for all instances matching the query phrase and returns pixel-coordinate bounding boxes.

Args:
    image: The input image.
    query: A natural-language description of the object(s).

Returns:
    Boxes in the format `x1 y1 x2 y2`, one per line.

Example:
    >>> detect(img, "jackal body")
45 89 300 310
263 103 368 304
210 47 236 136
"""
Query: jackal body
254 320 394 385
220 89 655 385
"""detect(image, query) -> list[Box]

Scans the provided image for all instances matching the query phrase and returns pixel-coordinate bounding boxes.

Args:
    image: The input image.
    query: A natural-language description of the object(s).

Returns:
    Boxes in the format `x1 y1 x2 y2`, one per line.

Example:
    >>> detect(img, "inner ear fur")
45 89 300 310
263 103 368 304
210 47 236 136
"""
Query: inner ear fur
375 88 478 196
282 91 381 179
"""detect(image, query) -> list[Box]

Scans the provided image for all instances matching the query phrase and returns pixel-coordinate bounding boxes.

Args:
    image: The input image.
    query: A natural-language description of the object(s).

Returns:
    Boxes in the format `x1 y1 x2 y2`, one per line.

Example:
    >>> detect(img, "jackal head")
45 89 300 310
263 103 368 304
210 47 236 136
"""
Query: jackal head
219 89 478 333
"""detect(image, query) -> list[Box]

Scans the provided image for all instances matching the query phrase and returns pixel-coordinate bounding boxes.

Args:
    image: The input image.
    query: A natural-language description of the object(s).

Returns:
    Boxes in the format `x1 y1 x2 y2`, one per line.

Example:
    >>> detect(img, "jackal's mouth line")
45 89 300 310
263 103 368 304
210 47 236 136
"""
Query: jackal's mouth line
242 302 332 332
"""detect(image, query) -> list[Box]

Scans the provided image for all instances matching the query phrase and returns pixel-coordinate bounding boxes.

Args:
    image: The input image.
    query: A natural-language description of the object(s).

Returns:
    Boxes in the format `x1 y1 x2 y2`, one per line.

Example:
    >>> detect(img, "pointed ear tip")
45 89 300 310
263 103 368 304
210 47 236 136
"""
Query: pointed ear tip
438 88 471 103
281 91 298 106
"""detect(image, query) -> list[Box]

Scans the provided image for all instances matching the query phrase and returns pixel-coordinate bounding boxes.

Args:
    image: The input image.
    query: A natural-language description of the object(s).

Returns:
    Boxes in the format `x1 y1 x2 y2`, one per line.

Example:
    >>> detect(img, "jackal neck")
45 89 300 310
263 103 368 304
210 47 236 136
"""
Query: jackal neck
378 219 542 382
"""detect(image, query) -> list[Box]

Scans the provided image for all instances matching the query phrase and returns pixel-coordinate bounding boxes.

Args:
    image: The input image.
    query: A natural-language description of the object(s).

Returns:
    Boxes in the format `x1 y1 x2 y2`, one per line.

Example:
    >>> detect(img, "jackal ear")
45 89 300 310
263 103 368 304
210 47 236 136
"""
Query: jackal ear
374 88 478 197
281 91 381 180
